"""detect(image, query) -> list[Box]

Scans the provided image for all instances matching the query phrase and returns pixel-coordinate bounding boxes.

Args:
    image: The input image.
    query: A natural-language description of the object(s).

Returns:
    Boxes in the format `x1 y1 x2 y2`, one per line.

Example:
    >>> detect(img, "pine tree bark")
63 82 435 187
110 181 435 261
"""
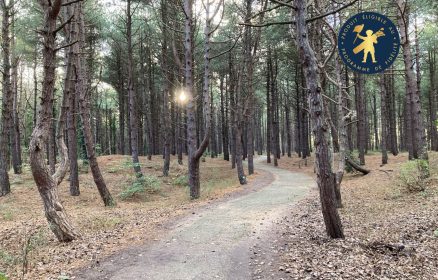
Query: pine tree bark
10 9 22 175
0 1 13 195
126 0 142 177
184 0 213 198
243 0 255 175
220 75 230 161
387 69 398 155
295 0 343 238
334 51 348 209
354 73 366 165
29 0 80 242
396 0 428 169
428 49 438 151
380 74 388 165
63 4 79 196
266 55 272 163
161 0 171 176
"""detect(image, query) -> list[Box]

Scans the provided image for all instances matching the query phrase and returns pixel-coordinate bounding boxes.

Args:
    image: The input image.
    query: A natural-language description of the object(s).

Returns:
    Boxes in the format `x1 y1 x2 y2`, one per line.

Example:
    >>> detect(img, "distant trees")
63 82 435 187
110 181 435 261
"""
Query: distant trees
396 0 429 175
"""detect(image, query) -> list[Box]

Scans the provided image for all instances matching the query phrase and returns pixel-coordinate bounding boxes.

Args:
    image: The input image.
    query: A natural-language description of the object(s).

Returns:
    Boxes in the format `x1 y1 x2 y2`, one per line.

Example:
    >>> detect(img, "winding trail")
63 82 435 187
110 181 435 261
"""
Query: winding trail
76 158 315 280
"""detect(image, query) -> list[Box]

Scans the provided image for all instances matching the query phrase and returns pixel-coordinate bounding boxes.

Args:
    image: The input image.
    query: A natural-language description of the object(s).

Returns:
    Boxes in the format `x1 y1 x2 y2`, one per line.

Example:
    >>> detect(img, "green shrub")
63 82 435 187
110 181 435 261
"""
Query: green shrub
119 175 160 200
0 272 8 280
174 175 189 187
399 160 428 192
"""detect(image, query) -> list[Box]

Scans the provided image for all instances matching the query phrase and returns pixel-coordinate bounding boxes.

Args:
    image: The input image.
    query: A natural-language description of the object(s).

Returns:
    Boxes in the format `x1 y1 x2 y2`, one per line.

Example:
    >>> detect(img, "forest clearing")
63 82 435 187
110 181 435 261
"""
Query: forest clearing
1 0 438 279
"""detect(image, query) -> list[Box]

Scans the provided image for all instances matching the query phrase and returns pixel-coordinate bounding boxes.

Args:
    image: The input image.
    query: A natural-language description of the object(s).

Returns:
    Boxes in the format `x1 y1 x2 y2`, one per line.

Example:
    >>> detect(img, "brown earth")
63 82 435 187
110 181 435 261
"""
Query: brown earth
253 152 438 280
0 155 251 280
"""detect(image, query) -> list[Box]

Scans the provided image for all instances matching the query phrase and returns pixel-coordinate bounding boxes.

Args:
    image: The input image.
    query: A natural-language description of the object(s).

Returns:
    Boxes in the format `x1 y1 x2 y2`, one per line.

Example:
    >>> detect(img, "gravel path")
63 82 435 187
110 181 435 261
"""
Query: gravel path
76 158 315 280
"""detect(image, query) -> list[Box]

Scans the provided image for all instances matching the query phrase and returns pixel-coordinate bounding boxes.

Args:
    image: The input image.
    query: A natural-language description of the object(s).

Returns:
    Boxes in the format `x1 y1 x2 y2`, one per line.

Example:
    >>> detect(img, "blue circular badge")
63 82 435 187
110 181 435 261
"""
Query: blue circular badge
338 12 400 74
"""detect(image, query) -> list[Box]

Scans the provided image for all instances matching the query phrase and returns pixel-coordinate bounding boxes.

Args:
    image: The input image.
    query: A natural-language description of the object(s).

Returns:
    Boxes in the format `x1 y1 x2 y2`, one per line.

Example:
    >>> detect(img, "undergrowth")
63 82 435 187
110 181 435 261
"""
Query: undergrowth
119 175 161 200
398 160 429 192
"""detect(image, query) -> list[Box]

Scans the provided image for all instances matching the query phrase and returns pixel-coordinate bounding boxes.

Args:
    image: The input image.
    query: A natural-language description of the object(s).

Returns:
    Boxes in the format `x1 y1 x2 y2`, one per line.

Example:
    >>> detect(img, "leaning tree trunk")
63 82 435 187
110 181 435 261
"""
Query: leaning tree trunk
29 0 79 242
295 0 343 238
76 4 115 206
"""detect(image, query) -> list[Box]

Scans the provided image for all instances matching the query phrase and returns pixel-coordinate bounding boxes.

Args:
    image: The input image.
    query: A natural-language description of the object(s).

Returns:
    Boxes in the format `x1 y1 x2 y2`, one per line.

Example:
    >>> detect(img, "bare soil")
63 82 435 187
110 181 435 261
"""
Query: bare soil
253 152 438 280
0 155 249 280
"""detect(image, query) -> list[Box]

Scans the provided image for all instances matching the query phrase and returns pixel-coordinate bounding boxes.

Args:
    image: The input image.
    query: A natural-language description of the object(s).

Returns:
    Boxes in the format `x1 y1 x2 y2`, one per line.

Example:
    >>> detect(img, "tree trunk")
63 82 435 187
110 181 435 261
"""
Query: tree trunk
266 55 272 164
295 0 343 239
380 74 388 165
76 3 115 206
396 0 428 171
29 0 80 242
184 0 213 198
0 1 12 196
161 0 171 176
428 49 438 151
220 75 230 161
354 73 366 165
63 5 80 195
126 0 142 177
334 51 347 209
10 11 22 174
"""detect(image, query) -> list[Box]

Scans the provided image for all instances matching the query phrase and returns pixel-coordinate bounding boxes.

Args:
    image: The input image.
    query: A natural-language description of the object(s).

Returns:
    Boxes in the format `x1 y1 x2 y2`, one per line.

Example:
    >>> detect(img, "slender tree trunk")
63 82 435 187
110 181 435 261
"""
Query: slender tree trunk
116 50 125 155
397 0 428 170
10 10 22 174
243 0 255 175
295 0 343 238
380 74 388 165
354 73 366 165
387 68 398 155
286 102 292 158
220 75 230 161
0 2 12 195
76 4 115 206
428 49 438 150
125 0 142 177
372 92 379 150
266 56 272 164
184 0 213 198
334 50 347 209
161 0 171 176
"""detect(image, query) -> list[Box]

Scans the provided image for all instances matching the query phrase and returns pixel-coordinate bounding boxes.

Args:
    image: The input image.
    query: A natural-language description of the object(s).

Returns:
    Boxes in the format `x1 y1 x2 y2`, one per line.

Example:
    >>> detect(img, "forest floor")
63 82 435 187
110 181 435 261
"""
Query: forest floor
253 152 438 280
75 157 314 280
0 155 251 280
2 153 437 280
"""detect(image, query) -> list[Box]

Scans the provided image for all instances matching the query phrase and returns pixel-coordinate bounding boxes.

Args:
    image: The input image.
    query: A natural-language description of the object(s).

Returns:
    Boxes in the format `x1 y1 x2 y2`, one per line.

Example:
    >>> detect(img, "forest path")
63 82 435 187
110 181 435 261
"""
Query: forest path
76 158 315 280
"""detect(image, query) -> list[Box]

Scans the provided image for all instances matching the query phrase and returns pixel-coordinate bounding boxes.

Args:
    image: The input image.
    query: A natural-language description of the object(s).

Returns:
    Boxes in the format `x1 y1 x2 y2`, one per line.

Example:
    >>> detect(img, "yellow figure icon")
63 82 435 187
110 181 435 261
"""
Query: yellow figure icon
352 25 385 63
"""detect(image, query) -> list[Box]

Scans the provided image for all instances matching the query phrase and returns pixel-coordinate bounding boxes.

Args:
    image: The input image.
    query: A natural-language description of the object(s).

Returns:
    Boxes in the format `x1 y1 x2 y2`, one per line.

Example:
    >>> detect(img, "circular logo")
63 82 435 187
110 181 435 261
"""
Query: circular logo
338 12 400 74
